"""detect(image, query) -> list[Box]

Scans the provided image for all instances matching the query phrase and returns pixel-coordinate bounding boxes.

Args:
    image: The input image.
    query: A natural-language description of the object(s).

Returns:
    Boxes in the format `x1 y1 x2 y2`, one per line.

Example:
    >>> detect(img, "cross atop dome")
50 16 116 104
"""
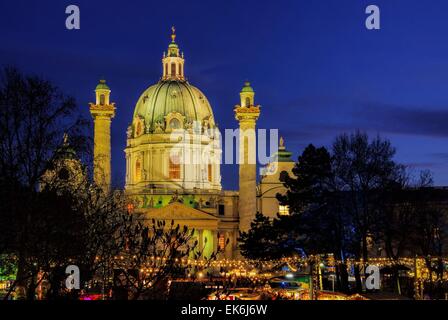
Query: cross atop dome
167 26 180 55
279 136 285 150
171 26 176 43
54 133 77 161
63 132 69 145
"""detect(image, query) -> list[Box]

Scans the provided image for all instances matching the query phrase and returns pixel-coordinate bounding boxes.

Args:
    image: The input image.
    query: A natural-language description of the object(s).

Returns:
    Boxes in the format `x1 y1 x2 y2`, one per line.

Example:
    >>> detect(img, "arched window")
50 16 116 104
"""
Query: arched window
100 94 105 105
208 163 212 182
169 154 181 179
171 63 176 77
169 118 181 129
245 97 251 107
135 159 142 182
165 63 168 77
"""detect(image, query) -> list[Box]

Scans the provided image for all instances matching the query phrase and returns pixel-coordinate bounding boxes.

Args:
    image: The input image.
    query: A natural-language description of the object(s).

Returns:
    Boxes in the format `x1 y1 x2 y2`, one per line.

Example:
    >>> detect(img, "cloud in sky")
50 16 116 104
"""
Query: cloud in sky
279 94 448 139
354 102 448 138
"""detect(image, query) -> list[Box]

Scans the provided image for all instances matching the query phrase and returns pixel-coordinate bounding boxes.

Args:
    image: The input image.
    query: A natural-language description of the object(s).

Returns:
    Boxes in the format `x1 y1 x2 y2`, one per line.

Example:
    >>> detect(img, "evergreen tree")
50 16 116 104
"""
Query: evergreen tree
239 213 285 260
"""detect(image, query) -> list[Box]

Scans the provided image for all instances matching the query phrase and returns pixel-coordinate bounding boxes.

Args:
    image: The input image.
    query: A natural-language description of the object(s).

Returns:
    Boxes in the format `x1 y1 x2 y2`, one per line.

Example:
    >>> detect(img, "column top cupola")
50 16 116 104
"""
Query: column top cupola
90 79 115 118
234 80 260 121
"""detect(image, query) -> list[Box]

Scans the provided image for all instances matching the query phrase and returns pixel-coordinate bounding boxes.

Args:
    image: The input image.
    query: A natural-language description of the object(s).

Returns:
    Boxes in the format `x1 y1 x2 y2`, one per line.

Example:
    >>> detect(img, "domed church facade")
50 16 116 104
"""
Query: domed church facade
125 30 222 193
89 29 294 259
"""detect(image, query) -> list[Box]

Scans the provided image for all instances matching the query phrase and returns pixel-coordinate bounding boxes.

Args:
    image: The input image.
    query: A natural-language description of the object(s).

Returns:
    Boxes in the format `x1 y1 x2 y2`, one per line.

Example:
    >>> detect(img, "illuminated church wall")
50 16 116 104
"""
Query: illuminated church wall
89 29 293 259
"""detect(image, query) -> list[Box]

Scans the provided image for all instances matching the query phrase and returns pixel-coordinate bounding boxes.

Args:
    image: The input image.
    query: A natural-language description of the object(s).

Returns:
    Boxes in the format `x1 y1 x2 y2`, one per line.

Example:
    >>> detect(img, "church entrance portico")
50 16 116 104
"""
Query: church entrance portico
138 202 220 258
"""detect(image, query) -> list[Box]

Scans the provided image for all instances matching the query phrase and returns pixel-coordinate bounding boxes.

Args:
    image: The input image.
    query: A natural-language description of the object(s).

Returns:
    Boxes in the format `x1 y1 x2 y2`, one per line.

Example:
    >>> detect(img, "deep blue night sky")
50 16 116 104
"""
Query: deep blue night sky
2 0 448 189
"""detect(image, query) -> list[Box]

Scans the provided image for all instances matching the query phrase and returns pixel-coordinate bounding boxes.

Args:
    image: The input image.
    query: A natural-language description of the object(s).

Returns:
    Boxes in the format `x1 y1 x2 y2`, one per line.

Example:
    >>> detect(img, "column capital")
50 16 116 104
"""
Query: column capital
234 105 260 122
89 103 116 119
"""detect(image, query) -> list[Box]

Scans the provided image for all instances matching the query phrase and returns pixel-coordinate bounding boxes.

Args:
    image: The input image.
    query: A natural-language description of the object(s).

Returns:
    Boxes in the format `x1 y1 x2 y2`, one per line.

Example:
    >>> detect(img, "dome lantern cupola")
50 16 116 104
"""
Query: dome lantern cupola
162 26 185 81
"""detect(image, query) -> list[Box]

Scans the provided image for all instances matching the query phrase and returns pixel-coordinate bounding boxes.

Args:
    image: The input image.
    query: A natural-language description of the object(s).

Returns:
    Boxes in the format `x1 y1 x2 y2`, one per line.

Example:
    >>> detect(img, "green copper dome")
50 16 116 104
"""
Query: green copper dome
96 79 110 90
271 137 293 162
133 80 216 131
241 81 254 93
54 135 77 160
275 149 293 162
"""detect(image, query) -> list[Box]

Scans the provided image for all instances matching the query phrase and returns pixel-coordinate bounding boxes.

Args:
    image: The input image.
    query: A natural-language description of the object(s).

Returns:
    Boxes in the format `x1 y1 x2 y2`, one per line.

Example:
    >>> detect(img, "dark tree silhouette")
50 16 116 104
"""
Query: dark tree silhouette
238 212 289 260
276 144 351 292
0 66 89 299
239 133 428 294
112 217 223 300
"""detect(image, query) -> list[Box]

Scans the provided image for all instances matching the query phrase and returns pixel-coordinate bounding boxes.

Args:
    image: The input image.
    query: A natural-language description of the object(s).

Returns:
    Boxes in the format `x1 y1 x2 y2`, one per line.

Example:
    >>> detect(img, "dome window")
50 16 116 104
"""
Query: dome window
169 118 181 129
135 159 142 182
165 112 185 132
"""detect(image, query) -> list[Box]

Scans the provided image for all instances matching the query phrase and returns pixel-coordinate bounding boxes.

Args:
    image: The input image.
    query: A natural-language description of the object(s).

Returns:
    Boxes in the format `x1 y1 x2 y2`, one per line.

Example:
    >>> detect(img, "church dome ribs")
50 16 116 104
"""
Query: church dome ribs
133 80 215 133
125 29 222 194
